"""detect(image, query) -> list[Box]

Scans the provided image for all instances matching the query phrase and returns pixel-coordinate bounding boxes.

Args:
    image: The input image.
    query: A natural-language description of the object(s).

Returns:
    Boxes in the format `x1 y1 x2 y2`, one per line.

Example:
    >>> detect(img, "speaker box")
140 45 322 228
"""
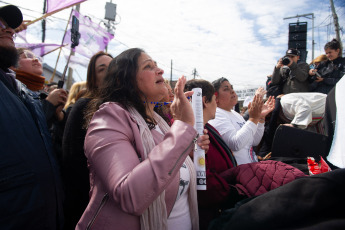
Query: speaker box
271 125 329 161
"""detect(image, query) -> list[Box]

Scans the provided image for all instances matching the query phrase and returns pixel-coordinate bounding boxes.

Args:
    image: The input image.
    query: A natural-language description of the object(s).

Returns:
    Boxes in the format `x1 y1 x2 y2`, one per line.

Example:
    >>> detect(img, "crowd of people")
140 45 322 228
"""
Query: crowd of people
1 4 345 230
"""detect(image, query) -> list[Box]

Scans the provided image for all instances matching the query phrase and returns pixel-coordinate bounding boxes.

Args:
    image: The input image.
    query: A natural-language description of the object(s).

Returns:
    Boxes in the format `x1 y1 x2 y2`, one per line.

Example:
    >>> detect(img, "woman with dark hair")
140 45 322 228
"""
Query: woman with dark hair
77 48 208 230
309 38 345 94
61 51 112 230
209 77 274 165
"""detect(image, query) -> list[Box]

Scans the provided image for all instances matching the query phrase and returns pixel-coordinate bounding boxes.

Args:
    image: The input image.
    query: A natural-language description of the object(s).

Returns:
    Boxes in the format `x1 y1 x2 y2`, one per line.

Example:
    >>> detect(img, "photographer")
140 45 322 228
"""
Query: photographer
271 48 310 94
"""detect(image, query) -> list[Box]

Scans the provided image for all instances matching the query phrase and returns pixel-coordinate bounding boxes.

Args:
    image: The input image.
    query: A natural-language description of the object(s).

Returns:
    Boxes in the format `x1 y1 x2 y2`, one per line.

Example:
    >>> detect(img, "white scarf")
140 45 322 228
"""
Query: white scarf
127 106 198 230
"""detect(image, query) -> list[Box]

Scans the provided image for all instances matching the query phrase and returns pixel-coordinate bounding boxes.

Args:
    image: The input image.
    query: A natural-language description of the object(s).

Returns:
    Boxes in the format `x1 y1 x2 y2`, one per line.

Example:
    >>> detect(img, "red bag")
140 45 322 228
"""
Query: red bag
307 156 332 175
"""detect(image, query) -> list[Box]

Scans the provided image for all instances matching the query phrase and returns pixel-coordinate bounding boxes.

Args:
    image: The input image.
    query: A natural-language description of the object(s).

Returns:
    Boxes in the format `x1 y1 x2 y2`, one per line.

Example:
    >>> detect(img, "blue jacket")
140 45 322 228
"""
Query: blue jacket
0 68 64 230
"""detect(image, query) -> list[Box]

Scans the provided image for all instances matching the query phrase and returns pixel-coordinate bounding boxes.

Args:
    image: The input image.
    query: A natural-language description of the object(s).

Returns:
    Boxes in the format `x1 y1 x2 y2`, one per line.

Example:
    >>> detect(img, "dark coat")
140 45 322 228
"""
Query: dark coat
61 97 91 230
271 61 310 94
313 56 345 94
0 69 64 230
209 169 345 230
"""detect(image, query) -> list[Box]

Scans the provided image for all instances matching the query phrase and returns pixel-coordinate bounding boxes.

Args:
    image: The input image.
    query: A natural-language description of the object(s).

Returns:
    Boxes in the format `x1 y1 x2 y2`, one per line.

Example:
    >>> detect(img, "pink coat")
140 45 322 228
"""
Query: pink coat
76 102 197 230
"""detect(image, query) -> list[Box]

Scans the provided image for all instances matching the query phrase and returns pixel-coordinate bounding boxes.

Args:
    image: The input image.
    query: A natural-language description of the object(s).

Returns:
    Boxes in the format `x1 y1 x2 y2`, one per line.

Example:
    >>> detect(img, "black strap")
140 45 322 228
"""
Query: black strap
206 123 238 167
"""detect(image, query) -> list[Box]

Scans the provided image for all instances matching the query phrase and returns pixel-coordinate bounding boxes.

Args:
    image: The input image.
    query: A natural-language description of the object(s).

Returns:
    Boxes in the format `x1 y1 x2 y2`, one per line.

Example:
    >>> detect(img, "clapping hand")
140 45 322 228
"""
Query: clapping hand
255 87 266 99
260 96 275 119
248 94 263 123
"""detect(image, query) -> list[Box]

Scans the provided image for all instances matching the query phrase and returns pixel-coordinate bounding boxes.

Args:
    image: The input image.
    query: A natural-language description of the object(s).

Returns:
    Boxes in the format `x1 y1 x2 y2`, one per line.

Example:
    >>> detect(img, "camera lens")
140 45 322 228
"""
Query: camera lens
282 56 290 65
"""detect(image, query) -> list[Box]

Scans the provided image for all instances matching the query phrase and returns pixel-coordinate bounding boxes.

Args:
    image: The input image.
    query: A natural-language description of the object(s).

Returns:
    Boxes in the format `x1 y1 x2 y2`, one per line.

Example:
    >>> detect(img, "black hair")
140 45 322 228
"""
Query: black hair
324 39 341 53
85 51 113 97
212 77 229 92
85 48 156 129
184 79 215 105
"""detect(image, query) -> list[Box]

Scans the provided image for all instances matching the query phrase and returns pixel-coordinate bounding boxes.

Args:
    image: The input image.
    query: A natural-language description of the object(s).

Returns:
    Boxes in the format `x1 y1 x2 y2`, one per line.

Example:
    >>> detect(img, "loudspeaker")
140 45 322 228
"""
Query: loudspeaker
289 22 307 33
271 125 328 161
288 41 307 49
288 22 307 56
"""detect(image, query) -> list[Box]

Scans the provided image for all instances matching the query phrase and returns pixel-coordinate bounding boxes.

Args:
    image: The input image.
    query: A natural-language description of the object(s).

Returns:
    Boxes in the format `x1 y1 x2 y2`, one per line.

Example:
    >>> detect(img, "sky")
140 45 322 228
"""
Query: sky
2 0 345 90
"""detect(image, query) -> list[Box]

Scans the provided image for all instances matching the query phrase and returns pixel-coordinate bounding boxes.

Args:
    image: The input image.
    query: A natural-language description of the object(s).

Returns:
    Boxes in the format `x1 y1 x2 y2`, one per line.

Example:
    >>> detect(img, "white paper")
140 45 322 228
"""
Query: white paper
192 88 206 190
327 76 345 168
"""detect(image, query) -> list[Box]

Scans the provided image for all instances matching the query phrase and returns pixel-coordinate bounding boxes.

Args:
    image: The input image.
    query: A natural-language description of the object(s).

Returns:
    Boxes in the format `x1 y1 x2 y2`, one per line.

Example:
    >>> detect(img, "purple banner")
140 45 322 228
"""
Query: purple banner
68 54 89 68
63 10 114 59
46 0 86 13
16 30 27 43
15 43 63 57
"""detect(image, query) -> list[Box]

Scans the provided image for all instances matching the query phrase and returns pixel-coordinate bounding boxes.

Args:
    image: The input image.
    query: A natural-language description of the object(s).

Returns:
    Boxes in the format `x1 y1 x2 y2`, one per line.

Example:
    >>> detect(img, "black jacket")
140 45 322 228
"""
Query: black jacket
271 61 310 94
209 169 345 230
313 56 345 94
0 68 64 230
61 97 91 230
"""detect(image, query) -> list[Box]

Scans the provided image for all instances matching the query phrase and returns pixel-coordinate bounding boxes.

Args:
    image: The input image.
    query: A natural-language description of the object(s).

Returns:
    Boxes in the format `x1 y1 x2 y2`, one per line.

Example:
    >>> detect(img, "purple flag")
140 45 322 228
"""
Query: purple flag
16 30 27 43
46 0 86 14
15 43 64 57
68 55 89 68
63 10 114 58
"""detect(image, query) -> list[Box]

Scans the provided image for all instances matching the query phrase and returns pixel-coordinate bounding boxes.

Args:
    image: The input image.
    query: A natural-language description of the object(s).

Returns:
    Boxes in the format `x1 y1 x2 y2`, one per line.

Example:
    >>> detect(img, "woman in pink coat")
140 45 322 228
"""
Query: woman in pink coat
77 48 207 230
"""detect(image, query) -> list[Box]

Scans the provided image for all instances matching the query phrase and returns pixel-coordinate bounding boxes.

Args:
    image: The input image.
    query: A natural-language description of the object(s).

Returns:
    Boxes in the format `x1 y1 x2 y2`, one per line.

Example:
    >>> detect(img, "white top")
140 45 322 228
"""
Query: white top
327 76 345 168
280 93 327 129
167 161 191 230
154 126 192 230
209 107 264 165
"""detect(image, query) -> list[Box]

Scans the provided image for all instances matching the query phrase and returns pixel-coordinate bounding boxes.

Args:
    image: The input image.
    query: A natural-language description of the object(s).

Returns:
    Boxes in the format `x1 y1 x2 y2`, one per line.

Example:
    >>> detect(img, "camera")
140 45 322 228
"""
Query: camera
281 66 291 79
282 56 291 65
309 71 321 82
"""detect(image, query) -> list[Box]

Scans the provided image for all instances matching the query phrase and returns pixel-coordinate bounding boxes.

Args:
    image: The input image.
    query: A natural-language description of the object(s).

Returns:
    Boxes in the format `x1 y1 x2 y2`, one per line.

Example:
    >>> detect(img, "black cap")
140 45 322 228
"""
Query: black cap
286 48 300 56
0 5 23 29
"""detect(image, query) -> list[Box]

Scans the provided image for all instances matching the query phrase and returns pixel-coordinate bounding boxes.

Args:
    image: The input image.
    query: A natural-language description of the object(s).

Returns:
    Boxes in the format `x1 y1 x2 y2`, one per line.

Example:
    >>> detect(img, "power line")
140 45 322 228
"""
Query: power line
0 0 69 22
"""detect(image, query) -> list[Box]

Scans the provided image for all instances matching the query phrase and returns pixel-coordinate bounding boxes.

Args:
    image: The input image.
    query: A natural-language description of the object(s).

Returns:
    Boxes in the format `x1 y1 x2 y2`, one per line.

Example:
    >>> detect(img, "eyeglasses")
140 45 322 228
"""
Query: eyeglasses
0 20 17 40
22 50 43 63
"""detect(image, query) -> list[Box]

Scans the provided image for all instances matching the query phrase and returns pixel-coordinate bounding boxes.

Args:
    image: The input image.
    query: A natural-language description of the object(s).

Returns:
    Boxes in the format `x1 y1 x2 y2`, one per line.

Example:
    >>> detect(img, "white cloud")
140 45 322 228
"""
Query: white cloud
6 0 345 90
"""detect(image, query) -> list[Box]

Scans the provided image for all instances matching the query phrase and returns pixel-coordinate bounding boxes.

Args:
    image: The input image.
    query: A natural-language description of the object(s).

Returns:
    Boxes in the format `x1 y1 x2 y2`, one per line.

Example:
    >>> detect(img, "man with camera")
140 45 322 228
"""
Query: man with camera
270 48 310 94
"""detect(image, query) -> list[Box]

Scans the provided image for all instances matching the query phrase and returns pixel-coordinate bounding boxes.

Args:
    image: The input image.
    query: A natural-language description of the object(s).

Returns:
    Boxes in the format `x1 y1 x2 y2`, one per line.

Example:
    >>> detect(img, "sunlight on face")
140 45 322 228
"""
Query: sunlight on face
325 48 340 61
217 81 237 111
136 52 166 102
18 51 43 76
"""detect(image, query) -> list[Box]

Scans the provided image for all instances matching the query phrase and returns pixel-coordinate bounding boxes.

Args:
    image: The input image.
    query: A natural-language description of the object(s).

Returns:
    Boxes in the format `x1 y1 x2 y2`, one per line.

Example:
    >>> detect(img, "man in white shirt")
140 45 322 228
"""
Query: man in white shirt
280 93 327 129
209 78 275 165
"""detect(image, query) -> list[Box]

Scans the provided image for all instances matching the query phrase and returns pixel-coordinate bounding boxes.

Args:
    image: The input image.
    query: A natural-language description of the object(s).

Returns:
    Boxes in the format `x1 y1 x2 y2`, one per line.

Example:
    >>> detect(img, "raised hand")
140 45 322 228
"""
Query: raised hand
46 88 68 121
255 87 267 99
46 88 67 107
248 94 263 123
260 96 275 119
170 76 195 126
